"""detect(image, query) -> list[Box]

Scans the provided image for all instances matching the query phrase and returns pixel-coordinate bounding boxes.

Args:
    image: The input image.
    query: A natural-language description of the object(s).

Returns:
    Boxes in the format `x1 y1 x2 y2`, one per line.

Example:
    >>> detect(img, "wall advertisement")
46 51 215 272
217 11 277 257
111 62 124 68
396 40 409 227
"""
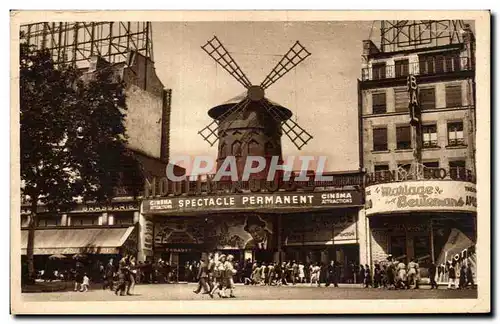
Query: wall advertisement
365 180 477 215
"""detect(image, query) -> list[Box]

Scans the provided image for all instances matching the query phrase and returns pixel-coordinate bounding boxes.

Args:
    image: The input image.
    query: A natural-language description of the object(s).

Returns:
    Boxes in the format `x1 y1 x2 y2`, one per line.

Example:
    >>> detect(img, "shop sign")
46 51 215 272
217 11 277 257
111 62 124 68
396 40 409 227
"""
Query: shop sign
143 190 362 214
78 203 138 213
365 180 477 215
142 218 154 251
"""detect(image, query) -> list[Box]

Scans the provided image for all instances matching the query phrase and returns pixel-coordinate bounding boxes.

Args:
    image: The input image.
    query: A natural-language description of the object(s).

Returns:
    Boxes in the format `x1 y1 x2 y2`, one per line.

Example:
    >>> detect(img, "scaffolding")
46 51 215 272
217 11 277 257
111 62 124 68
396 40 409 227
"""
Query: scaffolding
380 20 466 53
20 22 153 67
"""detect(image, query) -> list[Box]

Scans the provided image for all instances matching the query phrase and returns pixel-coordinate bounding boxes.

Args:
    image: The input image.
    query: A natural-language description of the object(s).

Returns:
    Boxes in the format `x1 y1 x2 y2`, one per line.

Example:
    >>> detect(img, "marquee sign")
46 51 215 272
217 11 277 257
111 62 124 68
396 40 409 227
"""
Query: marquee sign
365 180 477 215
142 190 363 214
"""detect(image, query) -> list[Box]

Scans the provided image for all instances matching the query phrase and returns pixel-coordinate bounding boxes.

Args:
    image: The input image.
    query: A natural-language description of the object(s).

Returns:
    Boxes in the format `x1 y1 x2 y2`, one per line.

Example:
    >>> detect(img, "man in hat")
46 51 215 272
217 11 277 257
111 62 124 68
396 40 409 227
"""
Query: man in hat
193 257 210 295
103 258 116 291
244 215 273 250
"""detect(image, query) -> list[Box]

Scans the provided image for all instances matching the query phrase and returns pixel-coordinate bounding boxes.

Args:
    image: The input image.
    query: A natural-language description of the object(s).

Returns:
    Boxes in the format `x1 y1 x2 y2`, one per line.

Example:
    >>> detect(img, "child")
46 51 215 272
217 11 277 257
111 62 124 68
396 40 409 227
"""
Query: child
80 273 90 292
115 269 127 296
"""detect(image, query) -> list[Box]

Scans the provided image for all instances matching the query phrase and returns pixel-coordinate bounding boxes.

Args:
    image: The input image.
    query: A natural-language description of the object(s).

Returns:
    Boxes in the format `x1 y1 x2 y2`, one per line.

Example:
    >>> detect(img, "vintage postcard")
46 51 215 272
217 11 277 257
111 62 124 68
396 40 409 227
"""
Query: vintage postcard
10 10 490 314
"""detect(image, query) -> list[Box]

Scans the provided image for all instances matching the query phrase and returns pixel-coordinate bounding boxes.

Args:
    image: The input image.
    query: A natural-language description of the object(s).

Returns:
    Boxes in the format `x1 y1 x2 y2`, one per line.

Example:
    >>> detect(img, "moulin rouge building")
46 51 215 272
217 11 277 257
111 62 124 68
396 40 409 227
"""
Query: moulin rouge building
140 36 368 282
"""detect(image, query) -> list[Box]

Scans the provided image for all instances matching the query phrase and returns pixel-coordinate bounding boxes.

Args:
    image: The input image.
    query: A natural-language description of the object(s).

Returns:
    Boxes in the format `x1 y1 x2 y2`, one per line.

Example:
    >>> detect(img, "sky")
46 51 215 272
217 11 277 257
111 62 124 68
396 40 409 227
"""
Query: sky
151 21 376 172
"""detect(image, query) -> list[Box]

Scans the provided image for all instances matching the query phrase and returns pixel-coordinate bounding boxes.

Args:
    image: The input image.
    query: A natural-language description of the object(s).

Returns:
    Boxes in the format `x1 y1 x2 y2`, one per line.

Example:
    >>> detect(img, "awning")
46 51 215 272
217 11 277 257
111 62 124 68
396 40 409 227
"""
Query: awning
21 227 135 255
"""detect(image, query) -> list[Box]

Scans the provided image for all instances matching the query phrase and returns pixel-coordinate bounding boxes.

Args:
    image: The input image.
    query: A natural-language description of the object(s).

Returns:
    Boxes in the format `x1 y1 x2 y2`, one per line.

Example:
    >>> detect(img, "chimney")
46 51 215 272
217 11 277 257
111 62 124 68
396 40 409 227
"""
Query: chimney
362 40 380 56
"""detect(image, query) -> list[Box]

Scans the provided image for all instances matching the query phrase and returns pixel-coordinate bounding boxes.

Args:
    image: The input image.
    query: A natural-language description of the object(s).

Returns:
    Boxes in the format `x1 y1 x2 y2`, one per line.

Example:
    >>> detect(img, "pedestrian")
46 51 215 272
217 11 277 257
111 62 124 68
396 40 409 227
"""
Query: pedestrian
310 262 321 287
428 261 438 289
395 261 407 289
380 264 388 288
447 261 458 289
252 262 261 285
358 265 365 288
114 268 127 296
407 258 418 289
466 264 474 288
261 262 268 285
326 260 339 287
298 262 305 283
103 258 115 291
364 264 372 288
210 254 226 298
373 263 381 288
193 257 210 295
73 262 84 292
292 261 299 285
459 264 467 289
222 254 237 298
80 273 90 292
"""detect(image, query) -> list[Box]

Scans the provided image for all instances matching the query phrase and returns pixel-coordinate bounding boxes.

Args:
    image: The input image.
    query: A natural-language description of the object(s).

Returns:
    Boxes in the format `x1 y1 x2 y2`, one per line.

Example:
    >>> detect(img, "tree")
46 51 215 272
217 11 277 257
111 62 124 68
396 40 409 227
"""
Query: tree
20 42 143 283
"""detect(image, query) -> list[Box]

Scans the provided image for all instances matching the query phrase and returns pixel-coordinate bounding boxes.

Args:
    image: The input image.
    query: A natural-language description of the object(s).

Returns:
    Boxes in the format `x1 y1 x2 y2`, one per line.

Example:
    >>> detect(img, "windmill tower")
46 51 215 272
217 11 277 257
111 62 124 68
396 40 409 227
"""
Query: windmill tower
198 37 313 180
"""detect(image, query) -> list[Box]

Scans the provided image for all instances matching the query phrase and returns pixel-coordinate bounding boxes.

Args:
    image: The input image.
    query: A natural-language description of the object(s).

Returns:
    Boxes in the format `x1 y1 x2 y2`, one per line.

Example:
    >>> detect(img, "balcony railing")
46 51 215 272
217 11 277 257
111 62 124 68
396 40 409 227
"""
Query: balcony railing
361 57 472 81
366 166 476 185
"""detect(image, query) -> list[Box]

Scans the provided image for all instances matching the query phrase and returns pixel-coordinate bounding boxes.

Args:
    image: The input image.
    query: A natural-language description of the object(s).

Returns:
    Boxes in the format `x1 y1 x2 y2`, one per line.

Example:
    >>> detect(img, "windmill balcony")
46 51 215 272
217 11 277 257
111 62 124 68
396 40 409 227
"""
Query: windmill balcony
361 57 473 81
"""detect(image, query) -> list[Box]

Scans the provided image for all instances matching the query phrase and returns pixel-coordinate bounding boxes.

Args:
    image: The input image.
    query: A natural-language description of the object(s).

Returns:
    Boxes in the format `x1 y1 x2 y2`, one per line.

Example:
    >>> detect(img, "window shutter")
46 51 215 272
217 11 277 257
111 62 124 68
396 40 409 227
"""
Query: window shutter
445 84 462 107
394 89 409 112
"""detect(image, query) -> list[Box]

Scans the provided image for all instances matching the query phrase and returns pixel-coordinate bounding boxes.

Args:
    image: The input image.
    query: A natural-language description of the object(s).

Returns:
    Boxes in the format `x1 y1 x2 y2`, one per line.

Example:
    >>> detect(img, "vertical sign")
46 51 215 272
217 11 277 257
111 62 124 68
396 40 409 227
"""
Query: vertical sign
407 75 420 126
407 74 422 164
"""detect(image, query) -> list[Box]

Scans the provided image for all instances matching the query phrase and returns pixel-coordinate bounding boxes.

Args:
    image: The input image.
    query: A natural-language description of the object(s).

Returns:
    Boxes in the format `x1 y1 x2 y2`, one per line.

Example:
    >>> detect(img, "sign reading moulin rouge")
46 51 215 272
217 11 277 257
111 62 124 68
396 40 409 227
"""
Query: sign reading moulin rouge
142 190 362 214
365 181 477 215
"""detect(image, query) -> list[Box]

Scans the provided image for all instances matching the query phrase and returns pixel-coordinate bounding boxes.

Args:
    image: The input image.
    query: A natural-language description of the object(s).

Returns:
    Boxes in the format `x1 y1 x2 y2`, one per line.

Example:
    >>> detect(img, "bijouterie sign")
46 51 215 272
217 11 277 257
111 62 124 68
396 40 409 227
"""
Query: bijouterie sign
142 190 363 214
365 180 477 215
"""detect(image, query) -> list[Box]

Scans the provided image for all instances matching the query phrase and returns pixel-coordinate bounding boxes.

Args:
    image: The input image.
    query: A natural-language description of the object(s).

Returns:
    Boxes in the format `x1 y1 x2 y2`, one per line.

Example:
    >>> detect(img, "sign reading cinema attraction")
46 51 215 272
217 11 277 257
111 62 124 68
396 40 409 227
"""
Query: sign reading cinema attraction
142 190 362 214
365 180 477 215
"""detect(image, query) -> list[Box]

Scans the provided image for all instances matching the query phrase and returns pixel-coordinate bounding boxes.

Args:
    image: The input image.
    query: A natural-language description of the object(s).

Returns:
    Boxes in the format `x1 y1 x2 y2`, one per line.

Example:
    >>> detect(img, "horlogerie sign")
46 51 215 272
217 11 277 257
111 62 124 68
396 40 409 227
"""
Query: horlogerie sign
142 190 363 214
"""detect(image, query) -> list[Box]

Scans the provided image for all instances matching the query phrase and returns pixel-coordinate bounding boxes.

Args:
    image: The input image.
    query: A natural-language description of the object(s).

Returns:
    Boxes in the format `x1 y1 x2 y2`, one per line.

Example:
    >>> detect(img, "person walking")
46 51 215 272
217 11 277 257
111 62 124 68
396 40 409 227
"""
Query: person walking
358 265 365 288
292 261 299 285
127 256 137 295
364 264 372 288
466 264 474 288
193 257 210 295
210 254 226 298
459 264 467 289
222 254 237 298
326 260 339 287
310 262 321 287
428 261 438 289
395 261 407 289
407 258 418 289
103 258 116 291
373 263 382 288
298 262 305 284
80 273 90 292
447 261 457 289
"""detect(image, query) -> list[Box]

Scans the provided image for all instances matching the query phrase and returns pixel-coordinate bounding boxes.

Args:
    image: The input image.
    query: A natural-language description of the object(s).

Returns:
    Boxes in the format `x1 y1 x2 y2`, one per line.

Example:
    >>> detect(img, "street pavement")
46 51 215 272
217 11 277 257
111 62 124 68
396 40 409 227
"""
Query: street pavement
22 283 477 302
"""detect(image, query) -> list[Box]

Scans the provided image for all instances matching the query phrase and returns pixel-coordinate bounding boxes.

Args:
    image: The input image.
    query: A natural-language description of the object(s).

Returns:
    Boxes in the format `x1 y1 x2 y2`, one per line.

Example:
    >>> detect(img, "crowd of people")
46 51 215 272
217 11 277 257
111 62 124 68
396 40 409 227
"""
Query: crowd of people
361 255 475 290
29 252 475 294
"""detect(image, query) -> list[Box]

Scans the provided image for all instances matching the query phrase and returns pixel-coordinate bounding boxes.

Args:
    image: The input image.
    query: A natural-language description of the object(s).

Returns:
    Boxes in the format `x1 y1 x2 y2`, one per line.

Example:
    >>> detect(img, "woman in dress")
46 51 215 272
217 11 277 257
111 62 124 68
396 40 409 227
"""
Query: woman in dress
310 263 321 287
252 263 261 285
298 262 305 283
396 261 408 289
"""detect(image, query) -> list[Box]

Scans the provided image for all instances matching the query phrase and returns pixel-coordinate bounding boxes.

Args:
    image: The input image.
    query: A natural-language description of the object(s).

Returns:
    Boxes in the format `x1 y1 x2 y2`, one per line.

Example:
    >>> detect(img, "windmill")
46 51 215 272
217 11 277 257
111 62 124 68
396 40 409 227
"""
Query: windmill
198 36 313 152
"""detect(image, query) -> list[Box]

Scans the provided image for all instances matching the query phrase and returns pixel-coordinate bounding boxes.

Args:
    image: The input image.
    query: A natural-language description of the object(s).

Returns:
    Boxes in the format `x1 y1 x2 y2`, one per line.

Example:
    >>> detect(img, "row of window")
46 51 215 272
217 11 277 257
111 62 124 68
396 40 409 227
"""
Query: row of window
372 121 464 151
24 214 134 228
374 160 466 172
371 52 465 80
371 83 463 114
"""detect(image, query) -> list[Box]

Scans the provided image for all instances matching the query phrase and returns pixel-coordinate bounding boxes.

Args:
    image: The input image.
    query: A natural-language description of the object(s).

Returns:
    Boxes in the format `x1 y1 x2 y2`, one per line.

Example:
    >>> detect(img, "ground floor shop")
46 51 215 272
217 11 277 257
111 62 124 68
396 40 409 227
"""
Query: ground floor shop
368 213 477 283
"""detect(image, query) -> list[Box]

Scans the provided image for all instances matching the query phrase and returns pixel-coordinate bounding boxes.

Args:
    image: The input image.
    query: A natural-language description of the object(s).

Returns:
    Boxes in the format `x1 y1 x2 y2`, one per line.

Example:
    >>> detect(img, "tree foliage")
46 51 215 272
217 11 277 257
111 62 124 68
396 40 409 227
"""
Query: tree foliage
20 40 143 282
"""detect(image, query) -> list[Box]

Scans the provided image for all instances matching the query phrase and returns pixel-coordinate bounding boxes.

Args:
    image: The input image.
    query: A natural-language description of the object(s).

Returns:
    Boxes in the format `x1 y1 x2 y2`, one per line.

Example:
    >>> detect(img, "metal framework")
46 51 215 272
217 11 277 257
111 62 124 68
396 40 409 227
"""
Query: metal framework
20 22 153 67
380 20 466 53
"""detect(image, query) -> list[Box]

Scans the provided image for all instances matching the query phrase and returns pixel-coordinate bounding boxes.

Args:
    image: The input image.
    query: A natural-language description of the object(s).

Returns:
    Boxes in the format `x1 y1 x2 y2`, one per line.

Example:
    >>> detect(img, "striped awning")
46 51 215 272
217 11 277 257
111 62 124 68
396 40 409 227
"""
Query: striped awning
21 227 135 255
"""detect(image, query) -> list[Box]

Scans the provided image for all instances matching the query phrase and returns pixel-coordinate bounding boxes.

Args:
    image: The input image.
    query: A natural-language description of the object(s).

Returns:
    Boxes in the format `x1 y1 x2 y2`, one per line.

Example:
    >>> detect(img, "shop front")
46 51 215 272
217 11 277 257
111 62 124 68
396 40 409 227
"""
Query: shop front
281 209 361 283
365 179 477 284
141 187 364 272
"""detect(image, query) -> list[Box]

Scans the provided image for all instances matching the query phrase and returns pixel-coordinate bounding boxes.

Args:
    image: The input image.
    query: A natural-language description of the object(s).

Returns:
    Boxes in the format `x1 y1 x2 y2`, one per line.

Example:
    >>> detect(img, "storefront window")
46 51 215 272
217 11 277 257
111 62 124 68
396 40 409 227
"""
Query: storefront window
389 235 406 260
413 236 431 263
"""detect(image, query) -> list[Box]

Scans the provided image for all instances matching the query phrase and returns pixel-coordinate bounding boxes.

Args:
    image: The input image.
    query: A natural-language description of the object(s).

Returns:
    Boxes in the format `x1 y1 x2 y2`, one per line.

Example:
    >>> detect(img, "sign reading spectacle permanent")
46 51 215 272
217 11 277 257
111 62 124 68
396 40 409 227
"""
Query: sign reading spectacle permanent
142 191 363 214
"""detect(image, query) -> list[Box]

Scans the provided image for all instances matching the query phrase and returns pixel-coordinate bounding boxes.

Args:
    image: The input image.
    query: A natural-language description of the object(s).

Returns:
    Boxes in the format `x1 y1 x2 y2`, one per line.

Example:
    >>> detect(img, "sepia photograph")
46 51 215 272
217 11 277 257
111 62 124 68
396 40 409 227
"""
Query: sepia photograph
10 10 490 314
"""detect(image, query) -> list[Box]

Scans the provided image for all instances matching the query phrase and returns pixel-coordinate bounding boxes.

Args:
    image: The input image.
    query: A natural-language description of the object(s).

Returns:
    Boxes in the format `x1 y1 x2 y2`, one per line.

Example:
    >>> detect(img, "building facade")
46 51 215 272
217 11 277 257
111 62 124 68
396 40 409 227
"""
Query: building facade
358 21 477 283
20 49 181 266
